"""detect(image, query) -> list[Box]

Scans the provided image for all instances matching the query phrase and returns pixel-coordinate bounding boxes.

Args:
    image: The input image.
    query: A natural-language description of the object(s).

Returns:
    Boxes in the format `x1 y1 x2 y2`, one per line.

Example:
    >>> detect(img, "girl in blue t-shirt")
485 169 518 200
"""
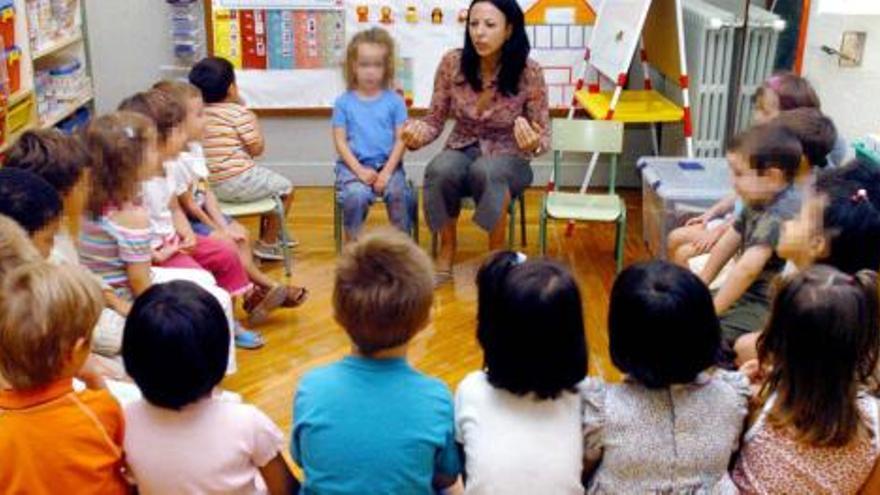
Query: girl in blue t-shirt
332 27 412 242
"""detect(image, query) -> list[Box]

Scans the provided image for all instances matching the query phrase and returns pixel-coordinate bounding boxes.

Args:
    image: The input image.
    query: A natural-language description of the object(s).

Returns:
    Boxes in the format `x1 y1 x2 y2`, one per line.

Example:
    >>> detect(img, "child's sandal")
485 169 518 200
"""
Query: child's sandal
282 286 309 308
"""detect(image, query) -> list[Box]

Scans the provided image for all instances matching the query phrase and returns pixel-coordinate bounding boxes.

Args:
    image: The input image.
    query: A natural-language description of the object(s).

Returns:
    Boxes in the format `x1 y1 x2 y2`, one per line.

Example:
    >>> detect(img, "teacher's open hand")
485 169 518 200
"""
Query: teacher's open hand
402 120 432 150
513 116 543 153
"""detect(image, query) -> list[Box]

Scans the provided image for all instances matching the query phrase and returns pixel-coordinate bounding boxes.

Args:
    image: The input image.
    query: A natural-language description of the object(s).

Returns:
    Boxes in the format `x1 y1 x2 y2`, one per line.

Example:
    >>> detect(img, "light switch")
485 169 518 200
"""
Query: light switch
839 31 866 67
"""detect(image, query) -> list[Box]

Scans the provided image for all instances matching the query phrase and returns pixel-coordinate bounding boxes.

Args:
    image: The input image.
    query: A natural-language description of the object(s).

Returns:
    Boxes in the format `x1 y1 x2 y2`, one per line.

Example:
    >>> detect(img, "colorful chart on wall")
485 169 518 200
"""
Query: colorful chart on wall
206 0 600 109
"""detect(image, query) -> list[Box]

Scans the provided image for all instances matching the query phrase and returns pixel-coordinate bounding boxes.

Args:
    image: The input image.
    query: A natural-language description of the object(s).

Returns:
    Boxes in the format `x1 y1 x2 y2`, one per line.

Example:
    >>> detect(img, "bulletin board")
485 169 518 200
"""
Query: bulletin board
205 0 601 110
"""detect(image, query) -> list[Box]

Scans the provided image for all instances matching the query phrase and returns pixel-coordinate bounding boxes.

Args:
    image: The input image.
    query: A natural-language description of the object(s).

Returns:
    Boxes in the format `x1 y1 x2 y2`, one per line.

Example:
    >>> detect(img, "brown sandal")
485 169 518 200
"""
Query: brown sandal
282 286 309 308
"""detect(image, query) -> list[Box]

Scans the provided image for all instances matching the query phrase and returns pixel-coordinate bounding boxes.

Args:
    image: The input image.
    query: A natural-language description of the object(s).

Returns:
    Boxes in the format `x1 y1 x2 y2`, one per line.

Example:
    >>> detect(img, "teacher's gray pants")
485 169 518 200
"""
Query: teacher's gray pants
423 146 532 232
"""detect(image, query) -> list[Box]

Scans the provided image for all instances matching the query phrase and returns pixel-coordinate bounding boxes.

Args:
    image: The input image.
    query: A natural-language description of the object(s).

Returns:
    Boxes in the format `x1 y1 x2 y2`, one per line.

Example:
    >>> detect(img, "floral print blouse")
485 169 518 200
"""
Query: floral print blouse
418 49 550 160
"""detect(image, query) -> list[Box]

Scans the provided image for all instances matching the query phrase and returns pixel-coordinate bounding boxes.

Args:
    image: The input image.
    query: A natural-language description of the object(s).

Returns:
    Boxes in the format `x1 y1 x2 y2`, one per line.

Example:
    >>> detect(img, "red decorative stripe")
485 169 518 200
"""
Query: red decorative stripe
588 83 600 93
617 74 628 86
575 79 584 90
605 109 615 120
644 79 653 91
640 49 648 62
679 75 690 90
585 48 591 61
682 107 693 137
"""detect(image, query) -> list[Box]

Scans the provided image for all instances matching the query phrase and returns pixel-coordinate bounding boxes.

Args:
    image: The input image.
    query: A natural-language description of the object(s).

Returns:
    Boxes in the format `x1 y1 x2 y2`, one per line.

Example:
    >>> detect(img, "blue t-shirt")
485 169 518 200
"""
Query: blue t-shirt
332 90 408 167
291 356 461 494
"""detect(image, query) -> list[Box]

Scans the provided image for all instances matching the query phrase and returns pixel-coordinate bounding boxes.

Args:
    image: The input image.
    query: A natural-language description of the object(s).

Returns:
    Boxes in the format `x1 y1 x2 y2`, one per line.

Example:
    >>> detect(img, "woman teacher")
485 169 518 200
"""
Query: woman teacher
402 0 550 282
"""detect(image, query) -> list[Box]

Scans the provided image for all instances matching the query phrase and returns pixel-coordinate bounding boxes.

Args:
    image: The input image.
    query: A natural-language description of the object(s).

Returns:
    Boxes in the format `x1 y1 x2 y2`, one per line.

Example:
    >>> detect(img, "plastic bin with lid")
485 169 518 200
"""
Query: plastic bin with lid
638 156 733 258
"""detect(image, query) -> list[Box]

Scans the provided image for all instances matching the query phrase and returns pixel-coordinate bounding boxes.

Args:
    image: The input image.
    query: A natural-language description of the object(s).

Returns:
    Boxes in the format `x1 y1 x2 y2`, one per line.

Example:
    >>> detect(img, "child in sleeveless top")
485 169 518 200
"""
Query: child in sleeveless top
582 261 749 493
733 265 880 494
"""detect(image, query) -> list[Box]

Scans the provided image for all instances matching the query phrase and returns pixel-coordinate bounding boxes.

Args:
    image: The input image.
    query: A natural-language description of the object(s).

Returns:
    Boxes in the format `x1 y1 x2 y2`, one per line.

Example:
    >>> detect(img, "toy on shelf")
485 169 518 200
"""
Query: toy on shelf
166 0 202 64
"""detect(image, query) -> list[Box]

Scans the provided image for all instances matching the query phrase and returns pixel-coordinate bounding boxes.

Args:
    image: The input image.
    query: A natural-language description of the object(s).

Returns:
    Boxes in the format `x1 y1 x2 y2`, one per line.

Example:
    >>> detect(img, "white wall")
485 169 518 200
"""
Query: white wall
802 3 880 148
83 0 651 187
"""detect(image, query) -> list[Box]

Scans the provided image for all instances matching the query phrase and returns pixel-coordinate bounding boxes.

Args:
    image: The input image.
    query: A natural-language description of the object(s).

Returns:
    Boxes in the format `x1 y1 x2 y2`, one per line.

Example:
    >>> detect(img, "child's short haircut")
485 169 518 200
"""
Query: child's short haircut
86 111 156 216
152 79 202 107
5 129 91 196
0 214 42 281
476 252 587 399
758 72 821 111
815 159 880 274
759 265 879 446
188 57 236 104
0 168 62 236
118 89 185 143
123 281 230 410
333 229 433 355
0 262 103 389
774 107 837 168
729 123 803 181
609 261 720 388
344 27 396 90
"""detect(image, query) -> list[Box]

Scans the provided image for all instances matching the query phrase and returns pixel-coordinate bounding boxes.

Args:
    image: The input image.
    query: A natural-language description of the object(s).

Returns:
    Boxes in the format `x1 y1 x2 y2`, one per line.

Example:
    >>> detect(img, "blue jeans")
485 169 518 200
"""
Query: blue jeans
336 162 413 237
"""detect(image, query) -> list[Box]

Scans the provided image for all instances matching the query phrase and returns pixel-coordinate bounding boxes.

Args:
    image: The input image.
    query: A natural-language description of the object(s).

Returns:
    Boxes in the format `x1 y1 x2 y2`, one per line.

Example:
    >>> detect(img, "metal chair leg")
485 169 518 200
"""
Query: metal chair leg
507 197 516 249
333 189 342 254
519 193 527 247
615 201 627 273
274 195 293 277
539 195 548 256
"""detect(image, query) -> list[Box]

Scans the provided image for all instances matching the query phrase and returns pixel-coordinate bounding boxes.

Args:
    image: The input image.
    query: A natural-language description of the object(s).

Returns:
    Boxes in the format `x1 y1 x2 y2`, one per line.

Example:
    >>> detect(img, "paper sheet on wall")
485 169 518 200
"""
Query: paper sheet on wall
209 0 600 109
817 0 880 15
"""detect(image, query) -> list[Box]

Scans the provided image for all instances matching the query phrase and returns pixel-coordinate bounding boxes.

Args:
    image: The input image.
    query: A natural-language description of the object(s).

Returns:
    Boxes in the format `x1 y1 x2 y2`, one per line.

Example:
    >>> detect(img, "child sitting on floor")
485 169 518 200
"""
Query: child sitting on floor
698 123 803 354
4 130 130 357
582 261 749 493
456 251 587 494
333 27 413 241
291 229 461 494
189 56 295 260
0 261 130 494
151 80 308 310
733 265 880 493
123 281 299 495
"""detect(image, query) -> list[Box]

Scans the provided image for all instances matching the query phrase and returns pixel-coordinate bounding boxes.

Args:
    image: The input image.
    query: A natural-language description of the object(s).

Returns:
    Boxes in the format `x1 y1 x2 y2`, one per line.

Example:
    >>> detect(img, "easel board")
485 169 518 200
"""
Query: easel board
587 0 652 80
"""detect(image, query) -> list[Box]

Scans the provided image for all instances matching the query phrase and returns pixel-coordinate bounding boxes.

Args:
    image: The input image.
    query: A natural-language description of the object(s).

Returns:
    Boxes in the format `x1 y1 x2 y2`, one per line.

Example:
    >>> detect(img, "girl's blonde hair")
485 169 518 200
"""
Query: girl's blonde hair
85 111 156 217
0 214 42 281
344 27 396 90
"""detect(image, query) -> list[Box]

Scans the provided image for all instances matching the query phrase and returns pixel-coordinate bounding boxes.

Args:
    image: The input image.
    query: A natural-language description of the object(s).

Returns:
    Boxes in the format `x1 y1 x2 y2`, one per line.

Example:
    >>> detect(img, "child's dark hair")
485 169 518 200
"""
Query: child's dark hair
774 107 837 168
758 265 879 447
118 89 185 143
815 159 880 273
461 0 530 97
476 252 587 399
4 130 91 196
0 168 62 236
85 112 156 216
729 122 803 181
609 261 720 388
759 72 821 111
123 281 230 410
189 57 236 104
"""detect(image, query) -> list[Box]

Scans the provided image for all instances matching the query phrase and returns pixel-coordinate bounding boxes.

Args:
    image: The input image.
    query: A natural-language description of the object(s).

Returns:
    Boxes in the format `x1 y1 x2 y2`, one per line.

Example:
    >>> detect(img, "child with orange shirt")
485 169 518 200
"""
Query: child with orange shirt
0 260 130 494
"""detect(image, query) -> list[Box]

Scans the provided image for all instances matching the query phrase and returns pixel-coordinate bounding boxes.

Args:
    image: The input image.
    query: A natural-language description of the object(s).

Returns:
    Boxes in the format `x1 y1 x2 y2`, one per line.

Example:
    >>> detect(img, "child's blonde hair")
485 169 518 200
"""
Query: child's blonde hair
0 262 103 389
333 228 433 355
85 111 156 216
344 27 396 90
0 214 41 280
152 79 202 105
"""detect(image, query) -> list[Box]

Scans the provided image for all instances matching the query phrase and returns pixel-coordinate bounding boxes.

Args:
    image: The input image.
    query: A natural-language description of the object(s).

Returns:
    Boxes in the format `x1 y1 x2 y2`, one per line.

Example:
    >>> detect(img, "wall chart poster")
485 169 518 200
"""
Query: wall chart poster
208 0 600 109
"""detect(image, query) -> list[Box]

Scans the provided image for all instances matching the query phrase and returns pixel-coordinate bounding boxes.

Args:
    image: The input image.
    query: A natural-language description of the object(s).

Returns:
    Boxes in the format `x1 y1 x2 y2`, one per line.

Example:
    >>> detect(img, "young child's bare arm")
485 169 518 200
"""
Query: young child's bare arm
688 192 738 226
699 227 741 286
103 290 132 316
202 189 231 229
381 126 406 177
258 454 300 495
169 196 198 249
713 244 773 314
179 190 222 232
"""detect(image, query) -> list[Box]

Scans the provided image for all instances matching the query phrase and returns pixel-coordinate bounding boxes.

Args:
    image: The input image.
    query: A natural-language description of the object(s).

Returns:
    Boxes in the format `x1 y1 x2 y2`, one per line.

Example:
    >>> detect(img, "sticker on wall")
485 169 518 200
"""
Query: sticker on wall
379 5 393 24
431 7 443 24
356 5 368 22
405 5 418 24
457 8 468 24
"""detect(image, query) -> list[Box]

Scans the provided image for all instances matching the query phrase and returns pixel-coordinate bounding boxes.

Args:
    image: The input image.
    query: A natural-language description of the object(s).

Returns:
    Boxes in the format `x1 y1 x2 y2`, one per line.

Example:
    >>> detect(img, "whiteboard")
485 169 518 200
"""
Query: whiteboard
587 0 652 80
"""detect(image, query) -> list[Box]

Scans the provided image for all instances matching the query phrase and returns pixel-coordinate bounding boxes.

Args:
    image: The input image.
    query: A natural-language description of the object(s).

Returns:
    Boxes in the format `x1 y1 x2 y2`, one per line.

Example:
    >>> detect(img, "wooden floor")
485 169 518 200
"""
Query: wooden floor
223 187 651 434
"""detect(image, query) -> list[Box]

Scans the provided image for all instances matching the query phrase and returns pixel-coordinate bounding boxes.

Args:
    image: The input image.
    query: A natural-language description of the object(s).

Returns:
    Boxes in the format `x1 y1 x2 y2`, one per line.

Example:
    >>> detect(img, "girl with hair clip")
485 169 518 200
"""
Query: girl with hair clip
735 265 880 494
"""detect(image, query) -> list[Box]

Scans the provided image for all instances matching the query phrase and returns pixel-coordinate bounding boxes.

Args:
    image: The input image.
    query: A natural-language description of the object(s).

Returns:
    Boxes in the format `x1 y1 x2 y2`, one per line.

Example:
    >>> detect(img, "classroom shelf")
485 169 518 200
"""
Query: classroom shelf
0 122 37 154
40 90 93 129
32 30 83 61
8 88 34 106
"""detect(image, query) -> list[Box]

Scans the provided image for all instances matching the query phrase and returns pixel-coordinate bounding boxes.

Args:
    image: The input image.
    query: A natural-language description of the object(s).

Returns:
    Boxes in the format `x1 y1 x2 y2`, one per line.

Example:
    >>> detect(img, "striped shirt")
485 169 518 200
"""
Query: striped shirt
202 102 262 183
79 208 152 301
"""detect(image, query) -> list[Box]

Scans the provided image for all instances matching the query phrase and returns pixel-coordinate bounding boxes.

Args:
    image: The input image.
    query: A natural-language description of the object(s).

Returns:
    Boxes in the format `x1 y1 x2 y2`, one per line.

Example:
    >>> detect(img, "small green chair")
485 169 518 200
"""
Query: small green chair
430 193 527 257
218 195 293 277
333 181 420 253
539 119 626 272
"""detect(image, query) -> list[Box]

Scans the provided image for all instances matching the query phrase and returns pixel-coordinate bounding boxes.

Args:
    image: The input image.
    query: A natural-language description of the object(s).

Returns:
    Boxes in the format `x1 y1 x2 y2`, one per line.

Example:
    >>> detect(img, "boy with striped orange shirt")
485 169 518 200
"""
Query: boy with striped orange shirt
189 57 295 261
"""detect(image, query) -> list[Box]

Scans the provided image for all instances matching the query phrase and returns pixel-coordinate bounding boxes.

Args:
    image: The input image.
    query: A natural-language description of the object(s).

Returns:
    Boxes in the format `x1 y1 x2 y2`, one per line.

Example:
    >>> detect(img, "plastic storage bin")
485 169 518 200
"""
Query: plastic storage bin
0 0 15 50
638 156 733 258
7 93 34 133
5 45 20 93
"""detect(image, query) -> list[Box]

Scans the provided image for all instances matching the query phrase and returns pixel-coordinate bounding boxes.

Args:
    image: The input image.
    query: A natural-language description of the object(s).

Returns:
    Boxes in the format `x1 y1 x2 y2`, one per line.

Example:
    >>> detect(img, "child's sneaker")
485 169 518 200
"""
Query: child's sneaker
254 241 284 261
244 284 287 326
234 323 265 350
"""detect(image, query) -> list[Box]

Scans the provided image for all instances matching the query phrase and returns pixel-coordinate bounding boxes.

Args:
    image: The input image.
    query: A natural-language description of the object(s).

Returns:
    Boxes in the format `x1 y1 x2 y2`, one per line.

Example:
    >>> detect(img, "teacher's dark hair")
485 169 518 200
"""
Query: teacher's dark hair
462 0 530 97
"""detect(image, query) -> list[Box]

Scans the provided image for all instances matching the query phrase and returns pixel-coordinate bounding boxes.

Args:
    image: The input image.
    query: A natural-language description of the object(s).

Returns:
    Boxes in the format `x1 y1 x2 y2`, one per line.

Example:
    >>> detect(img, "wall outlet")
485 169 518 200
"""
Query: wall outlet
839 31 866 67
